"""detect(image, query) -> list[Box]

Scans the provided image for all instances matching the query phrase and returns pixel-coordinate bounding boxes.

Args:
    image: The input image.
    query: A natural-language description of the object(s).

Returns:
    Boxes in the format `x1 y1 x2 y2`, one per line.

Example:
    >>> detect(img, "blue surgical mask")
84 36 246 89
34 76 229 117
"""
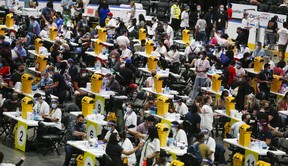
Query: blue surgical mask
51 103 57 109
126 107 132 112
119 48 122 51
0 63 3 67
107 127 112 131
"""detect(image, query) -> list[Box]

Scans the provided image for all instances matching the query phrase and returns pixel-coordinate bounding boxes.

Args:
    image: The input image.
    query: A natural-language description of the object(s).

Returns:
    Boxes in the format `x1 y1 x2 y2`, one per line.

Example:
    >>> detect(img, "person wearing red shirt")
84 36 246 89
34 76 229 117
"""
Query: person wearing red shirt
227 60 236 86
227 3 233 20
273 60 285 76
0 59 11 84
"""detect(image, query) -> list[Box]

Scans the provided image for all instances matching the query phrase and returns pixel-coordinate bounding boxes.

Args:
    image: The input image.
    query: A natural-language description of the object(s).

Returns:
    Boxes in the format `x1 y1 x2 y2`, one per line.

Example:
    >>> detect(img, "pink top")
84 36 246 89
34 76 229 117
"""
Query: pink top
210 37 218 45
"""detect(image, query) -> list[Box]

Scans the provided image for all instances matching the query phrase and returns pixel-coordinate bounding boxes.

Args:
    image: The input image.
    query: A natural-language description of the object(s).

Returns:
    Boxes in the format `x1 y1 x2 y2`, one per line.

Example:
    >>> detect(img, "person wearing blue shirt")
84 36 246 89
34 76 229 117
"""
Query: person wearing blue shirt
41 1 53 24
54 11 64 29
36 71 53 90
13 40 27 62
252 42 265 57
97 0 110 27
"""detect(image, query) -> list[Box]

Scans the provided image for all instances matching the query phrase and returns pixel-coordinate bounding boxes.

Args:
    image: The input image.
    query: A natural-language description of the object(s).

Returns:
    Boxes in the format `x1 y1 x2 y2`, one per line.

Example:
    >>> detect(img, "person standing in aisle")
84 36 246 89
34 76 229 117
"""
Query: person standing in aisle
180 4 190 30
205 6 215 41
214 4 228 34
277 22 288 60
258 63 273 100
170 0 181 32
241 13 252 47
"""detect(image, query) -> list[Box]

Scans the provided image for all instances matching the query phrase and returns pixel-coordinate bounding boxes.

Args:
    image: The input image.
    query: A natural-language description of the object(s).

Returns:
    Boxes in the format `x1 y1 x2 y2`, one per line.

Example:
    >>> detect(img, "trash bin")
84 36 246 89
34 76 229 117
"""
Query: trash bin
226 96 236 116
145 39 154 55
49 26 58 41
35 38 43 54
157 96 169 116
212 74 222 92
139 28 146 41
21 97 33 119
21 74 33 93
271 75 282 93
35 54 48 72
98 28 107 42
239 124 252 147
170 160 184 166
254 56 264 73
81 96 95 117
156 123 169 147
147 56 158 71
153 74 163 93
76 154 84 166
224 122 231 138
182 29 190 44
5 13 14 28
94 39 103 55
233 153 244 166
256 160 271 166
0 25 5 36
91 74 103 93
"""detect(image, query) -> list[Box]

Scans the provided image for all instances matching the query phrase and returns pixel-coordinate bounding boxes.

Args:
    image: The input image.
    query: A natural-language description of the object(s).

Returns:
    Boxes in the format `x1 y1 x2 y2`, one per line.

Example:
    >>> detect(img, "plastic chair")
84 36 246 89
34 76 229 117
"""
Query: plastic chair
269 5 278 13
258 4 269 12
267 151 288 166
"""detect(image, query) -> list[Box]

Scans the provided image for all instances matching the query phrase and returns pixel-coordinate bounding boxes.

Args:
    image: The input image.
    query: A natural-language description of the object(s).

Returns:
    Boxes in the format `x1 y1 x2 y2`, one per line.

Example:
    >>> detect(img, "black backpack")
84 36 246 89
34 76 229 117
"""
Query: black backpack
187 143 203 165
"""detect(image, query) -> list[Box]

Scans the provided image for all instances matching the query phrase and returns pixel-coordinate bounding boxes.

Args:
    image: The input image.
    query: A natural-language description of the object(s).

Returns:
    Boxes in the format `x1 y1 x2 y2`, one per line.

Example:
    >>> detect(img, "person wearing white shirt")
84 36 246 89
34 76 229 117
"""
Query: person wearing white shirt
151 18 158 36
124 104 137 131
120 44 132 61
184 42 200 60
214 31 229 47
163 22 174 44
200 96 214 132
202 129 216 162
171 121 188 146
230 114 250 138
116 31 130 48
43 99 62 131
235 62 245 80
277 22 288 60
33 94 50 116
174 99 188 116
103 120 118 143
145 70 157 87
155 40 167 56
180 5 189 29
166 45 180 66
106 12 117 36
262 56 275 70
119 131 136 166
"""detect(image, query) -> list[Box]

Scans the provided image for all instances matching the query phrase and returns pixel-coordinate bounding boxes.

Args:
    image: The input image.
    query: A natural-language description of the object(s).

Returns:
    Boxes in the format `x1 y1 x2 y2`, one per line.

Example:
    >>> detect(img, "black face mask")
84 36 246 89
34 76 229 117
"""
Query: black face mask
19 69 24 73
151 74 156 77
77 122 83 126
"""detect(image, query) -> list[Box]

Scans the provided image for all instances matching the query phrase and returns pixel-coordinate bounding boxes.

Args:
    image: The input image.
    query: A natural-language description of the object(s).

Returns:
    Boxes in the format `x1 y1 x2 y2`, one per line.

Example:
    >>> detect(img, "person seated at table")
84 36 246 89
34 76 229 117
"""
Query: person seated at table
106 132 143 166
235 61 245 80
36 71 53 90
170 121 188 146
239 52 253 68
120 44 132 62
274 60 286 76
13 39 27 63
0 151 25 166
142 96 157 117
2 93 19 112
134 39 146 52
166 45 180 73
33 93 49 116
42 99 62 133
116 30 130 48
103 120 118 143
260 100 280 129
172 98 188 117
106 74 121 93
127 115 155 138
109 53 121 72
184 42 201 63
63 114 86 166
210 30 222 46
124 103 137 131
278 92 288 111
185 104 201 137
254 119 273 146
0 59 11 85
188 132 212 163
118 131 137 166
262 56 275 71
153 150 171 166
245 94 260 115
236 75 254 111
73 68 89 107
119 63 134 87
145 70 157 88
201 129 216 162
215 90 229 110
252 42 266 57
155 40 168 56
229 114 250 138
9 63 24 88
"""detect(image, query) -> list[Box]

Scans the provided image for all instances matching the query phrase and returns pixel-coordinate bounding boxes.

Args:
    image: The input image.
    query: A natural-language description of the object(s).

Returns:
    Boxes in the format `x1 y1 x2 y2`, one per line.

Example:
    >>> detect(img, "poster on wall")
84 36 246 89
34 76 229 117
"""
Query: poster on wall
246 10 286 28
231 3 258 19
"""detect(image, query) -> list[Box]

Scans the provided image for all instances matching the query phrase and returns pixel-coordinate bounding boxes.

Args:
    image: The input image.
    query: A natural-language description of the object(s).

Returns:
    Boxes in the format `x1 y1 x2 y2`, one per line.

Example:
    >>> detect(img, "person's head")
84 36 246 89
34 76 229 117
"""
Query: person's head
190 104 200 113
277 60 286 68
107 120 117 131
176 98 183 106
56 11 61 18
140 39 146 47
230 60 236 67
118 130 127 141
10 93 18 103
194 96 203 107
34 93 43 103
256 42 262 50
221 33 229 40
41 71 49 79
261 100 270 110
283 22 287 29
138 14 145 22
130 1 135 7
171 121 180 133
199 13 204 19
209 6 213 12
241 113 250 123
126 103 134 112
108 133 120 144
76 114 85 126
67 58 74 66
241 74 248 82
199 51 206 60
51 99 59 109
147 126 159 141
216 30 223 37
243 13 248 19
150 70 157 77
170 45 177 52
236 27 242 34
107 12 113 19
17 63 25 73
29 16 35 23
258 119 268 133
0 151 3 163
196 132 205 142
271 15 278 22
148 96 155 104
145 115 155 127
219 4 224 11
247 94 255 105
203 95 212 105
228 3 232 8
201 129 210 140
80 68 88 78
122 30 127 36
16 39 23 48
46 1 53 9
184 5 189 11
243 52 251 61
263 63 270 72
196 5 201 11
221 90 229 100
236 61 242 69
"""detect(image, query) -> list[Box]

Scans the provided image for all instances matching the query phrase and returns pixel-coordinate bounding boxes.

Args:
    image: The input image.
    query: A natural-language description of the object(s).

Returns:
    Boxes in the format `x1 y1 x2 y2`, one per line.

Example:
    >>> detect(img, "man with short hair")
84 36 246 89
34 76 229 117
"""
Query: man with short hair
41 1 53 24
63 114 86 166
106 12 116 36
252 42 265 57
214 4 228 34
33 93 50 116
230 114 250 138
9 63 24 88
36 71 53 89
13 40 27 63
187 132 212 161
116 30 130 48
277 22 288 60
128 115 155 138
258 63 273 100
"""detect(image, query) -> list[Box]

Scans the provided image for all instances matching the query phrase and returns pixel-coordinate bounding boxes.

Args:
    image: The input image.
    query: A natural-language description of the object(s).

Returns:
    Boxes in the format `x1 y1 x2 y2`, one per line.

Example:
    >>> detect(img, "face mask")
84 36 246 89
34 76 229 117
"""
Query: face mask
107 127 112 131
119 48 122 51
0 63 2 68
81 73 87 77
247 100 252 104
210 100 213 105
126 107 132 112
197 7 201 11
171 128 176 133
204 134 209 139
77 122 83 126
199 55 204 59
256 46 260 49
41 76 45 80
246 57 250 61
19 69 24 73
236 64 241 69
111 58 116 63
51 103 57 109
220 7 224 11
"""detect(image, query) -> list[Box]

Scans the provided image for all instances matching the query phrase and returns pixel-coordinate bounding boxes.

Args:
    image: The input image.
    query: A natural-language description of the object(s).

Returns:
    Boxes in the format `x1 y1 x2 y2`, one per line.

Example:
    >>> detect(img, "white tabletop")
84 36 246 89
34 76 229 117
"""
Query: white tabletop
244 68 260 75
13 88 58 99
173 40 203 48
85 51 108 61
144 111 183 123
79 87 129 100
234 53 243 60
67 140 106 157
91 39 114 47
214 110 242 121
42 37 54 43
270 91 285 97
161 146 187 156
190 68 223 77
135 51 160 58
201 87 222 95
142 87 178 99
27 50 50 57
70 42 79 47
279 110 288 116
27 67 42 74
70 112 108 126
138 68 180 78
86 67 113 76
3 112 56 127
224 138 286 156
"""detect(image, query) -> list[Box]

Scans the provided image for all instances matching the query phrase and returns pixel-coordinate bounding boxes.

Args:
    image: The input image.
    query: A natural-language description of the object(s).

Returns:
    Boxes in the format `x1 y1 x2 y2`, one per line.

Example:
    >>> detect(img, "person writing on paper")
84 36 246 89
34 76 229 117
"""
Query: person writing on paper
106 74 121 93
33 93 50 116
173 98 188 116
36 71 53 90
63 114 86 166
170 121 188 146
0 151 25 166
103 120 118 143
118 131 137 166
106 132 143 166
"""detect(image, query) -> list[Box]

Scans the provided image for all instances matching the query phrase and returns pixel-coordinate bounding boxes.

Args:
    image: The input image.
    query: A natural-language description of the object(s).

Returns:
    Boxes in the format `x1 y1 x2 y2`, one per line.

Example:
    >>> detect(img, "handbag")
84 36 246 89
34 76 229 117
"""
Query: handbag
142 140 154 166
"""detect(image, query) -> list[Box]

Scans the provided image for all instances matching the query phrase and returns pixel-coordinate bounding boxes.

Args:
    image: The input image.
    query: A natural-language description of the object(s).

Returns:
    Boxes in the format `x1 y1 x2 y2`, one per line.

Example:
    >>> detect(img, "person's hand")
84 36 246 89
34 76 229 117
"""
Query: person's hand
138 141 144 148
82 133 87 138
21 156 26 160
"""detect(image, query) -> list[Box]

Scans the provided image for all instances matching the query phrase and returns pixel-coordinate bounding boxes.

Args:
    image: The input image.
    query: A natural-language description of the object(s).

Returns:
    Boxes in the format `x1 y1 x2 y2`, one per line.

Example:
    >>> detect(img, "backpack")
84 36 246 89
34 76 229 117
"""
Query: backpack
187 142 203 165
219 52 230 65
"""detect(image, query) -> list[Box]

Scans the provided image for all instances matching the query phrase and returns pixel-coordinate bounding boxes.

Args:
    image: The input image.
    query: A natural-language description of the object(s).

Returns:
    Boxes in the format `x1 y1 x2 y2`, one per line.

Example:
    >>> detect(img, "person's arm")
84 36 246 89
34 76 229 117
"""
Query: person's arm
45 80 59 89
122 142 143 155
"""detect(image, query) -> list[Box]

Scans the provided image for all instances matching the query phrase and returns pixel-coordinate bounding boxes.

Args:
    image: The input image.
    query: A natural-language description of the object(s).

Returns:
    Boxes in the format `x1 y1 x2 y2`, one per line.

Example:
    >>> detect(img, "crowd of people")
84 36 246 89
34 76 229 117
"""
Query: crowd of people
0 0 288 165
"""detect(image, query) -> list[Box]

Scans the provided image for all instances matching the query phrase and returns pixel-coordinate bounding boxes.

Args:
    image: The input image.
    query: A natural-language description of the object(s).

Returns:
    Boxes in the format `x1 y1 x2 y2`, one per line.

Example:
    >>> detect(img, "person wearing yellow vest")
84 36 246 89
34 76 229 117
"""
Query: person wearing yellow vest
170 0 181 31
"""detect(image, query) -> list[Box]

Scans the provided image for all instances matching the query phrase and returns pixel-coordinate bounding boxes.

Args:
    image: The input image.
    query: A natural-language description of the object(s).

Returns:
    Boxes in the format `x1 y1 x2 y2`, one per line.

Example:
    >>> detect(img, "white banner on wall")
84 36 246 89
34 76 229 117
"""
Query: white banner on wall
231 3 258 19
246 10 286 28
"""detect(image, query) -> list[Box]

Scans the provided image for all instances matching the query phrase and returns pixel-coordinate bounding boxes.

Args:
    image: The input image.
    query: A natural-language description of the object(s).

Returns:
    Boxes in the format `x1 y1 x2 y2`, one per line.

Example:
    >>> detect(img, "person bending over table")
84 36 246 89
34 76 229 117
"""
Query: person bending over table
63 114 86 166
215 90 229 110
127 115 155 139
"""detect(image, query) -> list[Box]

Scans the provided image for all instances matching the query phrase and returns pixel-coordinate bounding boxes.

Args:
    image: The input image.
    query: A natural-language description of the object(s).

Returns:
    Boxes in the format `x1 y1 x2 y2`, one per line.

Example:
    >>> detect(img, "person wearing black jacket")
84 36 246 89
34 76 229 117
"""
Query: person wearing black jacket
205 6 215 41
234 27 246 49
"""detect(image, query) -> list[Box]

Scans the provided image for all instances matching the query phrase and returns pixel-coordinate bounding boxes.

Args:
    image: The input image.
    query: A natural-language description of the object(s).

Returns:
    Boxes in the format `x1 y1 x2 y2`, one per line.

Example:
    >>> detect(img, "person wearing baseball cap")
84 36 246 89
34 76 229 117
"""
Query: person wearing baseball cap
173 96 188 116
103 120 118 143
201 129 216 162
170 121 188 146
42 98 62 132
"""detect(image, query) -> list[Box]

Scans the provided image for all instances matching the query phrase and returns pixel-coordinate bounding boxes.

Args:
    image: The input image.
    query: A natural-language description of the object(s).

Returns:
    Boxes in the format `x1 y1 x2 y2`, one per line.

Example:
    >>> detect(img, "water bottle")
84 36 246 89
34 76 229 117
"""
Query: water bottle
94 64 99 70
95 137 98 148
16 107 20 117
32 110 37 120
102 46 107 55
229 87 233 96
93 108 97 115
88 136 93 147
211 65 216 73
145 64 148 69
167 87 170 94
